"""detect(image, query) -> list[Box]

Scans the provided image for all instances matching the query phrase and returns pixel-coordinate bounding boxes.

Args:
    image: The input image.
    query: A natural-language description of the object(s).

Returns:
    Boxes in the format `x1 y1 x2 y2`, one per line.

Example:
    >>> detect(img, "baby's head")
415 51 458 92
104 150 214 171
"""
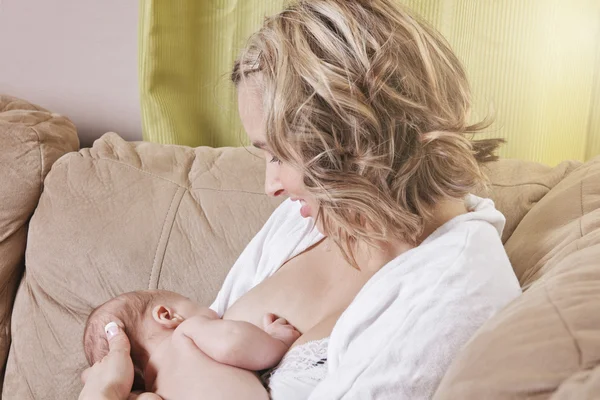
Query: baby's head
83 290 214 386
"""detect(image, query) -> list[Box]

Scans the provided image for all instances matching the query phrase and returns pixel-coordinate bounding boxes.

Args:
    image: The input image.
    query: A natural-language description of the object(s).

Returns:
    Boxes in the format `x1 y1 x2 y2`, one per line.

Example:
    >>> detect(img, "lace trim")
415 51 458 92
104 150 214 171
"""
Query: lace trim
262 337 330 385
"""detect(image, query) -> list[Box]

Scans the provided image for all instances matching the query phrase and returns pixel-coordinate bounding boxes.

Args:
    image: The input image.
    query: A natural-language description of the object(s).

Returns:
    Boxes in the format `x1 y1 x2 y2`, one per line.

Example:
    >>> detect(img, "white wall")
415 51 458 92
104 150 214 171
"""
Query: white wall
0 0 142 147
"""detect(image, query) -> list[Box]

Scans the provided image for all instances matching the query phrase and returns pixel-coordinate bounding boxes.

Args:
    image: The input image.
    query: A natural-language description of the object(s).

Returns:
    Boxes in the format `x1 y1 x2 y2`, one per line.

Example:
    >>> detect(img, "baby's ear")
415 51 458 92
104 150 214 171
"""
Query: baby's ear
152 305 184 329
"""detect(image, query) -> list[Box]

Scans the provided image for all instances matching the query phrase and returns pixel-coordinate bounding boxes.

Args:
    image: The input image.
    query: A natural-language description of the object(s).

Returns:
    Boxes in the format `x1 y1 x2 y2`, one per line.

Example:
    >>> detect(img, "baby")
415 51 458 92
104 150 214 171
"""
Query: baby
83 290 301 400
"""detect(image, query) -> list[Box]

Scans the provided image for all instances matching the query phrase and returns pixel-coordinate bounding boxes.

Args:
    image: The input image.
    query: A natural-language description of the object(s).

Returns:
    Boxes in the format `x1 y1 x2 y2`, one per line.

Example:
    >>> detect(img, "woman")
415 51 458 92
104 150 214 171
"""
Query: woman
80 0 521 398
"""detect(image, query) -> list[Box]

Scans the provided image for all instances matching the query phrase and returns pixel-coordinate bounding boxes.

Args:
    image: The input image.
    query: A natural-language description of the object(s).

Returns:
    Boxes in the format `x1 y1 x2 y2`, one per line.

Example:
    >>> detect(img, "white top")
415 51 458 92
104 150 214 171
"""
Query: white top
210 195 522 399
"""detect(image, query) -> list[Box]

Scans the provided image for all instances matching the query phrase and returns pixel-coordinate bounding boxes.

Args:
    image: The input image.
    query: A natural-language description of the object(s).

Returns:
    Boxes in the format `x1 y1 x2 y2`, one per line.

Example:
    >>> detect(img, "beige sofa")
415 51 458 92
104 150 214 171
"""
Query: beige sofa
1 95 599 399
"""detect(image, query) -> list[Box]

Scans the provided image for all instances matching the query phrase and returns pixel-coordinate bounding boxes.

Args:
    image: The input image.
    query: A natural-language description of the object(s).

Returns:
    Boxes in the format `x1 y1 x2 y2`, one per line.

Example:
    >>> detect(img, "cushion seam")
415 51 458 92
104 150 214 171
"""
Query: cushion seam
544 283 583 367
148 187 186 289
491 182 551 190
28 126 44 196
0 100 19 113
579 175 584 239
27 115 53 129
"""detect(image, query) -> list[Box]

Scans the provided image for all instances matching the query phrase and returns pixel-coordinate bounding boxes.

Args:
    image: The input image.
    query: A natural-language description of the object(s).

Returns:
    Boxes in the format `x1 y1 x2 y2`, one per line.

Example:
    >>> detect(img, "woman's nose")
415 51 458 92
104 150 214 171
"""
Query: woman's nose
265 165 285 197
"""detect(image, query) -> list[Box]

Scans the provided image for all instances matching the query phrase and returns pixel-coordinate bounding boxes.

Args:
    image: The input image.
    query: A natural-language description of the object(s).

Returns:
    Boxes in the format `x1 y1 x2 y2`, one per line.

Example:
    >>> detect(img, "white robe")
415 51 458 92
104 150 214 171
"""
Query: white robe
210 195 521 399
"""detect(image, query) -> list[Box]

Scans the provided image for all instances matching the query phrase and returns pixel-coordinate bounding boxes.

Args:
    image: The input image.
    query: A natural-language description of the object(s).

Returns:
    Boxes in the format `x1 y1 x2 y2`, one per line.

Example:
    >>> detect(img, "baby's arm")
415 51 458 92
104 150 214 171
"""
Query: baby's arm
180 315 298 371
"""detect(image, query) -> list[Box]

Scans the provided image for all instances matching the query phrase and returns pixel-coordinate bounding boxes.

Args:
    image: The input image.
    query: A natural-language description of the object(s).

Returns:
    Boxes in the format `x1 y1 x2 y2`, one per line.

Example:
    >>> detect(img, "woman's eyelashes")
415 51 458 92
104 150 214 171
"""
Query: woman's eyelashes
269 155 282 164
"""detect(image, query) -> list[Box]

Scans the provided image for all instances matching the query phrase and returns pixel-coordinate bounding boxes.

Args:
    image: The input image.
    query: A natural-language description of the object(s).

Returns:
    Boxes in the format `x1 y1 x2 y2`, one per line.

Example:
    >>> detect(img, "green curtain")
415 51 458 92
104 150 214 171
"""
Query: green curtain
139 0 600 165
138 0 286 148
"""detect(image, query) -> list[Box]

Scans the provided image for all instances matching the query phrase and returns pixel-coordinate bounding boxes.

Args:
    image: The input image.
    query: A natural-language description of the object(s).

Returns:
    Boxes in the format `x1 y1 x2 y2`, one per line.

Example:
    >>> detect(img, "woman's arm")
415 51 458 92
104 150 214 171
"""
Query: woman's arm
179 316 295 370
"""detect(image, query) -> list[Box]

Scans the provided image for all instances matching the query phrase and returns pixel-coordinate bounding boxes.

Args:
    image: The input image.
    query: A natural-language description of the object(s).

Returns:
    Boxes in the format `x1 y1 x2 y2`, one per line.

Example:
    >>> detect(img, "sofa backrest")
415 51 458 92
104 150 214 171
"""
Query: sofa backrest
0 95 78 392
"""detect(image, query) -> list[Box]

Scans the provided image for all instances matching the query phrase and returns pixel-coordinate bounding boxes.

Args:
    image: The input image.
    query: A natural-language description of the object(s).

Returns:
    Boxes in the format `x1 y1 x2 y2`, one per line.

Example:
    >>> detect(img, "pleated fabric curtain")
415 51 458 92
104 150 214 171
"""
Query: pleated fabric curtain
139 0 600 165
405 0 600 165
138 0 286 148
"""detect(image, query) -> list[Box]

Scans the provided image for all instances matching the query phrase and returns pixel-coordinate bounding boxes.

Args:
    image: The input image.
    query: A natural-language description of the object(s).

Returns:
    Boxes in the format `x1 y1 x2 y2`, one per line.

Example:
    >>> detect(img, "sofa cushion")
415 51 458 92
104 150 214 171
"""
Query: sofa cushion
433 157 600 400
479 158 580 244
0 95 78 391
550 365 600 400
505 157 599 287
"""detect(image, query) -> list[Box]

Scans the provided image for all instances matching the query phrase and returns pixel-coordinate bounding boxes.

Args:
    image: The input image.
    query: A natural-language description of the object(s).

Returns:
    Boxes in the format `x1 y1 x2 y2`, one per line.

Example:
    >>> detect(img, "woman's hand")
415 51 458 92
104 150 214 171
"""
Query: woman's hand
79 322 134 400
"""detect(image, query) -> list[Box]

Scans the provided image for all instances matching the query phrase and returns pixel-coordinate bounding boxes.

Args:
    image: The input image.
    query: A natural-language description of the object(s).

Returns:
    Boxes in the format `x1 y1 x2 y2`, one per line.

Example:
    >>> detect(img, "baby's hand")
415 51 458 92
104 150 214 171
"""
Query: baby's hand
263 313 301 347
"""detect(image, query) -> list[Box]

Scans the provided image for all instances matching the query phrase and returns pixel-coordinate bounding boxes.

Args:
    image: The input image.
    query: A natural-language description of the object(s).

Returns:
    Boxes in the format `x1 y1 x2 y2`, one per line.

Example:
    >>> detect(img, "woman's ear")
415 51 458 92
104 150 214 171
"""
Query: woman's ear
152 305 184 329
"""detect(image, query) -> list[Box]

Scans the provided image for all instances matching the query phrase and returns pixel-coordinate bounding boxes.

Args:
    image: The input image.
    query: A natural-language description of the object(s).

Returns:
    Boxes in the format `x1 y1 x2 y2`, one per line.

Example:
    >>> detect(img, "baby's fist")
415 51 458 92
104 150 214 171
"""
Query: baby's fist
263 313 301 347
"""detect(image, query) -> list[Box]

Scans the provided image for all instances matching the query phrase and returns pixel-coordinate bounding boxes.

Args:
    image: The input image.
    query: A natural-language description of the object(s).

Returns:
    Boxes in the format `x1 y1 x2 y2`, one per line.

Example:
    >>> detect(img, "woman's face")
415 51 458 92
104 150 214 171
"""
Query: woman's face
237 77 318 220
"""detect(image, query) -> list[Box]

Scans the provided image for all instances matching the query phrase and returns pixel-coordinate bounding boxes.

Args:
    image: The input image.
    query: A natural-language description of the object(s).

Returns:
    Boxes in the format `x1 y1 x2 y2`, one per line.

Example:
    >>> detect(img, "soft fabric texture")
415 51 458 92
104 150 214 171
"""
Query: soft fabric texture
433 157 600 400
0 95 78 390
211 195 522 399
1 116 598 399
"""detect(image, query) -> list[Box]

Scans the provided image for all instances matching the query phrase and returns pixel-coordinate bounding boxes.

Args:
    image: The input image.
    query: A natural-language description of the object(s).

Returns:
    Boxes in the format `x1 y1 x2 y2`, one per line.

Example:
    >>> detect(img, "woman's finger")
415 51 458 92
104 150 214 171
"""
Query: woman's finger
104 322 131 353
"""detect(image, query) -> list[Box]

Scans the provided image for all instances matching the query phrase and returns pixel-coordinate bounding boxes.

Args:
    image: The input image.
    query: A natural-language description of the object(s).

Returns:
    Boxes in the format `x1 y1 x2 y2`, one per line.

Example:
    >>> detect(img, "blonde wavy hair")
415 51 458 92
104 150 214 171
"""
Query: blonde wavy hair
232 0 504 267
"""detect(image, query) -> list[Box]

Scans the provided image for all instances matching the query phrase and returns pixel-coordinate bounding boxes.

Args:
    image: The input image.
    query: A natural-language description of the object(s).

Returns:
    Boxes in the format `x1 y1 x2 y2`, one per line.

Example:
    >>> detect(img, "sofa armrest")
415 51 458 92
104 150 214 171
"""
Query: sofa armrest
0 95 79 390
